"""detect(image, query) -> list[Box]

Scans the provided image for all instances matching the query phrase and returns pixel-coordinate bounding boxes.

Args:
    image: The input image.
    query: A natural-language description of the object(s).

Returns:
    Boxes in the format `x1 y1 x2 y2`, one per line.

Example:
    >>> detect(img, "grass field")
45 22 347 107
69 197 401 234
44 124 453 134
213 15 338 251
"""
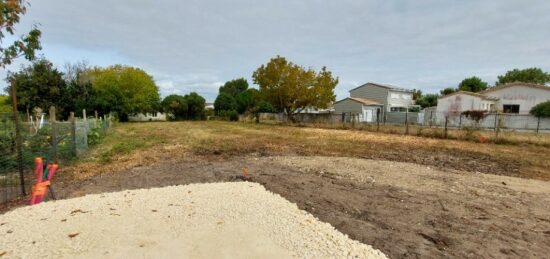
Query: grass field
63 121 550 181
4 121 547 258
46 121 550 258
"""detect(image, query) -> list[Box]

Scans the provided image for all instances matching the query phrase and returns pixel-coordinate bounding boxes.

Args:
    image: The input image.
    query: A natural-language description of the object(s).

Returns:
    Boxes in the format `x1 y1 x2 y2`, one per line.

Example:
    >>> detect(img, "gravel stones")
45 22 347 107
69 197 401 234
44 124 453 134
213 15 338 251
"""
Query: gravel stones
0 182 386 258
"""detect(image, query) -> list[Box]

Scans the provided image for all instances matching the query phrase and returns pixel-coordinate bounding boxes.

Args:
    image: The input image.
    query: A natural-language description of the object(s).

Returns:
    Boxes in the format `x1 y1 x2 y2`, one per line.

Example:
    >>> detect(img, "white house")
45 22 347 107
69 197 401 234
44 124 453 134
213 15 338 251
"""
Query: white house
436 91 499 115
437 82 550 115
481 83 550 114
334 82 417 122
128 112 168 122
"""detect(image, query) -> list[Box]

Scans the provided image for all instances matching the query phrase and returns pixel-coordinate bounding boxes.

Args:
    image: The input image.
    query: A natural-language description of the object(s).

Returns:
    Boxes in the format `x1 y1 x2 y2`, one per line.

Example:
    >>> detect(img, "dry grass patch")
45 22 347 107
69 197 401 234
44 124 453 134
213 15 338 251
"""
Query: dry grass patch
60 121 549 181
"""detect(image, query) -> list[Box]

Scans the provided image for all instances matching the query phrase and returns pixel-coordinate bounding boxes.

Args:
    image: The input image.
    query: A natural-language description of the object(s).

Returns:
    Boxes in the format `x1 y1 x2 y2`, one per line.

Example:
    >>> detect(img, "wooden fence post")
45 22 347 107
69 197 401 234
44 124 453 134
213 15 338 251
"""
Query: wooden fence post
94 110 99 127
376 109 380 132
429 111 433 128
405 110 409 135
444 116 448 139
49 106 58 162
494 112 500 139
536 116 540 134
70 112 77 157
458 114 462 129
10 80 26 196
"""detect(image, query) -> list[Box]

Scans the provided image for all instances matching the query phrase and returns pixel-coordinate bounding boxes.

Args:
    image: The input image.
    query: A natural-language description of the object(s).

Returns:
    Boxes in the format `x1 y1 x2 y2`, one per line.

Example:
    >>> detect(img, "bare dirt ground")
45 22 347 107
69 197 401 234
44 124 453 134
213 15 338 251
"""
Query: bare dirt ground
55 155 550 259
3 122 550 258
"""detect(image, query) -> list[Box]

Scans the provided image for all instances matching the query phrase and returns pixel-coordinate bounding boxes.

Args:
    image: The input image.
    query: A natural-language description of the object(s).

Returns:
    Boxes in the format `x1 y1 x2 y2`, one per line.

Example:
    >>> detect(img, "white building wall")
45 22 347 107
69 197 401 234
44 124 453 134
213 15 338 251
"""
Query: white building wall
128 112 167 122
387 91 414 111
484 86 550 114
436 94 484 115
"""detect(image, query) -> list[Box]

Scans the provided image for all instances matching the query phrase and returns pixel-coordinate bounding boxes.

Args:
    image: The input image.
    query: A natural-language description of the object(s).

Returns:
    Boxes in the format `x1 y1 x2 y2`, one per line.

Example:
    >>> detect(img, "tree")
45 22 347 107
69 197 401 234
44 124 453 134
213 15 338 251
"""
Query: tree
254 100 275 113
458 76 488 92
85 65 160 121
63 61 96 116
214 92 237 114
440 87 457 95
235 88 259 114
214 78 258 115
161 95 188 120
5 59 68 116
497 68 550 85
530 101 550 118
0 0 41 68
0 95 11 112
412 89 422 100
252 56 338 119
415 93 439 108
183 92 205 120
219 78 248 97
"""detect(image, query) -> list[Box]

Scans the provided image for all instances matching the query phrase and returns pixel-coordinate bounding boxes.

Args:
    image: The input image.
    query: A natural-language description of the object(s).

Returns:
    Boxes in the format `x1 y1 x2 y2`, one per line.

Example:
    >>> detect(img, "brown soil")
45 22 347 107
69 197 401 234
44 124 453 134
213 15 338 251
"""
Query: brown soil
55 155 550 259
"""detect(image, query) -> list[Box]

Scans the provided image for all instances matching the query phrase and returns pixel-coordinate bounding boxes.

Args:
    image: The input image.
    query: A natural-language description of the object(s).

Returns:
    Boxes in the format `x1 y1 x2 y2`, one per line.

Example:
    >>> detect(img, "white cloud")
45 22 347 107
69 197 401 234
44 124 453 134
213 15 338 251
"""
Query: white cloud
2 0 549 100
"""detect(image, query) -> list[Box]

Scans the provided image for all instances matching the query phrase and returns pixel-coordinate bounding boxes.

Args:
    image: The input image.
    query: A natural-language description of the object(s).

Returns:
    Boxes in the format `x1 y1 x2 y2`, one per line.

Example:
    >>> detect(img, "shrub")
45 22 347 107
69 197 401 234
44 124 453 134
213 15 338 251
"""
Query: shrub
530 101 550 118
228 110 239 121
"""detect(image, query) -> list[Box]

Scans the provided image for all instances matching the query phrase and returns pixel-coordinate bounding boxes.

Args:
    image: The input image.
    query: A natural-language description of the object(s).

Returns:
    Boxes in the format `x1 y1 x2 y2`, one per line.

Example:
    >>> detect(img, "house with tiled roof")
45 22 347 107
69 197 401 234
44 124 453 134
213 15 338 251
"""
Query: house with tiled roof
437 82 550 115
334 82 417 122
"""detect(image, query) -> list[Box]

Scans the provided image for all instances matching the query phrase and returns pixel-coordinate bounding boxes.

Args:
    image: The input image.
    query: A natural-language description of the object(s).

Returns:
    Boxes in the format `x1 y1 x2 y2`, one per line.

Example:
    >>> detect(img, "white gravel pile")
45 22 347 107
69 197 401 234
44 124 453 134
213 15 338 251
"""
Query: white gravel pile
0 182 386 258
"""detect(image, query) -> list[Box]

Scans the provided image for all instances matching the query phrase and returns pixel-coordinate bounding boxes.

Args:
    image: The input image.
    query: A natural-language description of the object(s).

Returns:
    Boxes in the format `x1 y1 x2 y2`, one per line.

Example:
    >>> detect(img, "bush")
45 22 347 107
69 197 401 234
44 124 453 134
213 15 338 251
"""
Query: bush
530 101 550 118
228 110 239 121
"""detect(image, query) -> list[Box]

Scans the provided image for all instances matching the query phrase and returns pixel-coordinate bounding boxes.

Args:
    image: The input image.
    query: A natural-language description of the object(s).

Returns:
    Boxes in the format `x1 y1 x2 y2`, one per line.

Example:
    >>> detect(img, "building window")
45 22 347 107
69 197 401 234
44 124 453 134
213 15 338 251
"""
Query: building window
390 93 400 99
402 94 412 100
390 107 406 112
503 104 520 114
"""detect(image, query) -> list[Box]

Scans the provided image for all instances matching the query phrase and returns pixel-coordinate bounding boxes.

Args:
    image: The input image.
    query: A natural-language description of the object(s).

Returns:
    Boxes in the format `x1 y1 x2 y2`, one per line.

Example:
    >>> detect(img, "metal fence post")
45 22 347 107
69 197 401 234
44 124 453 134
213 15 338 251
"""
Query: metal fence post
70 112 77 157
49 106 58 162
10 80 26 196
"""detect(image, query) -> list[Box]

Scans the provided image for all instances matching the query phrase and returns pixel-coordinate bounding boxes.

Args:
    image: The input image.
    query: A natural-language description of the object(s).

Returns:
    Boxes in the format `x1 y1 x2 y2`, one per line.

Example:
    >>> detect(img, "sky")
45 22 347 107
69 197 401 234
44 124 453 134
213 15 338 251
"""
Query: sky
2 0 550 102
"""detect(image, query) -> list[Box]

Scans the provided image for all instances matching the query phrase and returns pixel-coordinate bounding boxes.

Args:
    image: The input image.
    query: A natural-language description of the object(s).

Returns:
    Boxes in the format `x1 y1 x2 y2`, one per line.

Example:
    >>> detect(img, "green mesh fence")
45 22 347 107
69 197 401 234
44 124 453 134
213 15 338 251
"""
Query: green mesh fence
1 112 111 204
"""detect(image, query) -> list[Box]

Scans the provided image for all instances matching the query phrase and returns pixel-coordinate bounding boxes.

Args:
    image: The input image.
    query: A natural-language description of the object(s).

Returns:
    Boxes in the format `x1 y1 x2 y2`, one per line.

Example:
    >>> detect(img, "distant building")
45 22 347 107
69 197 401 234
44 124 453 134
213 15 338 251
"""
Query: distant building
437 82 550 115
298 105 334 114
205 102 214 110
334 82 417 122
128 112 167 122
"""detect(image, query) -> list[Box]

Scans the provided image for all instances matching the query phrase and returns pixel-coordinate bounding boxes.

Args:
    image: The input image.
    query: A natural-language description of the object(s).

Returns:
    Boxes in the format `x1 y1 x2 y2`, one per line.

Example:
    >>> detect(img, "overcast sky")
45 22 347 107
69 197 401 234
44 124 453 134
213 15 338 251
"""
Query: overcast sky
2 0 550 101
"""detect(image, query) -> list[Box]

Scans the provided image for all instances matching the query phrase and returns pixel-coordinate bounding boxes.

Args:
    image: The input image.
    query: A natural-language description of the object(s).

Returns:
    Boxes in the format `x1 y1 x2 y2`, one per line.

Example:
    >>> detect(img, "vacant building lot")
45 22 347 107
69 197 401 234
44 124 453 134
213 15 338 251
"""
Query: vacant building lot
6 121 550 258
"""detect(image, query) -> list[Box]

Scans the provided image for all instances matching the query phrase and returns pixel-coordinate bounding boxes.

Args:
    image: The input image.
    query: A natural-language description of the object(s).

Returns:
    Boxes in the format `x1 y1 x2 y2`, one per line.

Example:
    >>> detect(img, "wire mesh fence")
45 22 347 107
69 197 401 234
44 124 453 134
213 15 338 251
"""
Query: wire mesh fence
0 111 112 204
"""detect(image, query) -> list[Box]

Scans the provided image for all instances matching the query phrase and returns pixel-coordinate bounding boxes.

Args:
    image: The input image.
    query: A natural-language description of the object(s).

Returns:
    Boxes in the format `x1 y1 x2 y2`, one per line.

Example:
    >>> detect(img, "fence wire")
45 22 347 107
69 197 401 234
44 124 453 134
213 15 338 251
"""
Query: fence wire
1 112 111 204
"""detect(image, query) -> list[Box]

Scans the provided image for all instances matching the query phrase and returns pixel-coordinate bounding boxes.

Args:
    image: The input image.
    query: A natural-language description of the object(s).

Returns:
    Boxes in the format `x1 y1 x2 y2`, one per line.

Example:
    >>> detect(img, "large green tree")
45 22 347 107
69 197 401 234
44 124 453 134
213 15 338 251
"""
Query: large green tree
0 0 41 68
5 59 67 115
252 56 338 118
440 87 457 95
0 95 11 112
458 76 488 92
415 93 439 108
183 92 205 120
63 61 96 116
219 78 248 97
214 92 237 114
86 65 160 121
530 101 550 118
161 94 188 120
214 78 259 115
497 68 550 85
235 88 259 114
